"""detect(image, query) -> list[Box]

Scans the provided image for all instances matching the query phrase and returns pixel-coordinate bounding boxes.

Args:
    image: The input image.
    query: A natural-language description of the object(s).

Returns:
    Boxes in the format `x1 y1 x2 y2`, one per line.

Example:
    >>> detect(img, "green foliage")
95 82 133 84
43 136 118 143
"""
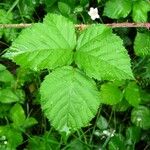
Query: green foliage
126 126 141 145
134 32 150 56
0 9 17 41
103 0 131 19
0 0 150 149
104 0 150 22
0 64 14 83
3 13 135 134
0 64 24 104
4 14 76 70
40 66 100 132
131 106 150 129
75 25 134 80
0 125 23 149
10 103 38 129
113 99 130 112
99 83 123 105
108 134 126 150
27 132 59 150
132 0 150 22
66 139 90 150
17 0 40 20
124 82 141 107
0 88 24 103
96 115 108 130
58 1 71 15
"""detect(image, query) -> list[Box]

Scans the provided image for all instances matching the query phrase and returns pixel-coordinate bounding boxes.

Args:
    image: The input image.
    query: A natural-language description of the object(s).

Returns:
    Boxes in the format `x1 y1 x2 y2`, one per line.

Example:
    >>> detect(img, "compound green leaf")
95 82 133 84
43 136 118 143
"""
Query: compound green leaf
100 83 123 105
103 0 131 19
132 0 150 22
124 82 141 107
40 66 100 133
75 25 134 80
4 14 76 71
134 32 150 56
131 106 150 129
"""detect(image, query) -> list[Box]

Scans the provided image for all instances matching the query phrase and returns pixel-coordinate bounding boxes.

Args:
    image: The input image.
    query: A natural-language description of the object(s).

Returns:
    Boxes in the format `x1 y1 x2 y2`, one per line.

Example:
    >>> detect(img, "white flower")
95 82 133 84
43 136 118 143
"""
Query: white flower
88 7 100 20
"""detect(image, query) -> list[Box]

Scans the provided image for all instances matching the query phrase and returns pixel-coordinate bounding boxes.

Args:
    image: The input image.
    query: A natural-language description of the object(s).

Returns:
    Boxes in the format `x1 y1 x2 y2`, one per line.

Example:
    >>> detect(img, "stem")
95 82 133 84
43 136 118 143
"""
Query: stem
89 106 102 144
0 23 150 29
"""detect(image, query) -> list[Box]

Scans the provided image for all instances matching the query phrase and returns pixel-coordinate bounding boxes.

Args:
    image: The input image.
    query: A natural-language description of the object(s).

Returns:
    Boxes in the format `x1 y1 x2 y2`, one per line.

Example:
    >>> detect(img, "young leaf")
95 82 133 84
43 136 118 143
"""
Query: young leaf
131 106 150 129
75 25 134 80
124 82 141 107
134 32 150 56
103 0 131 19
96 115 108 130
132 0 150 22
40 66 100 133
4 14 76 71
100 83 123 105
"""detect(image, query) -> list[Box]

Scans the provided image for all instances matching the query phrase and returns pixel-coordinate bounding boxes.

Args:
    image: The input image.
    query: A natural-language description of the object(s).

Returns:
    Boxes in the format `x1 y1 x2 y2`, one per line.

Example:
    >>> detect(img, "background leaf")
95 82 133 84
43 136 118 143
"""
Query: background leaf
124 82 141 107
58 1 71 15
100 83 123 105
96 115 108 130
131 106 150 129
27 132 59 150
126 126 141 145
132 0 150 22
108 134 126 150
0 126 23 149
103 0 131 19
0 9 18 41
40 66 100 132
0 64 14 83
10 103 26 127
134 32 150 56
0 88 24 103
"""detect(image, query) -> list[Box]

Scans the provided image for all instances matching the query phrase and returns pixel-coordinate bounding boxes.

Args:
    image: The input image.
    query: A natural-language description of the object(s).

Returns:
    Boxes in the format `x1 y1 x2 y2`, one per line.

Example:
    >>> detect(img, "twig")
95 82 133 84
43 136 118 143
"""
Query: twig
0 23 150 29
0 23 32 28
